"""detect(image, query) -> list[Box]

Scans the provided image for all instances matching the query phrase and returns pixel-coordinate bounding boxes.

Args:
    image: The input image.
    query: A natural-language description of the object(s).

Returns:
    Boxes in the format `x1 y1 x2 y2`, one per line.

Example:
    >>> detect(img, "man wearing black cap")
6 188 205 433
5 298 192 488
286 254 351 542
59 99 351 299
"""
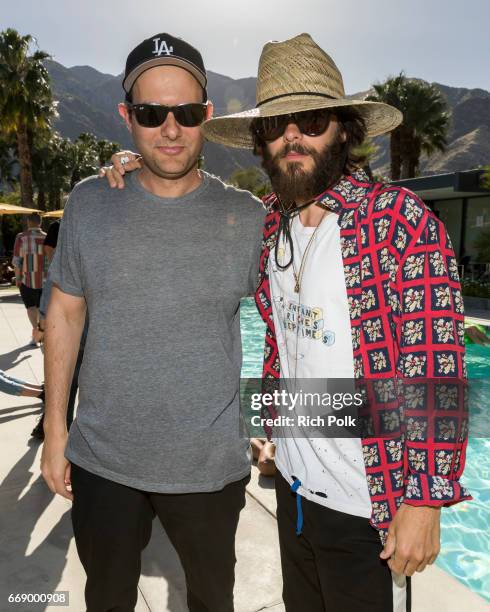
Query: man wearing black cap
42 33 265 612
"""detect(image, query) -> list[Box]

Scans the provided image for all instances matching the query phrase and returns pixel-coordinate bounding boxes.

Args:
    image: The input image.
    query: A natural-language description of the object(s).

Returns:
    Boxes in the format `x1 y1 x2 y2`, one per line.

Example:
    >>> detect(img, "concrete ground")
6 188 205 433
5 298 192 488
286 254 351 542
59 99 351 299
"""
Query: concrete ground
0 287 488 612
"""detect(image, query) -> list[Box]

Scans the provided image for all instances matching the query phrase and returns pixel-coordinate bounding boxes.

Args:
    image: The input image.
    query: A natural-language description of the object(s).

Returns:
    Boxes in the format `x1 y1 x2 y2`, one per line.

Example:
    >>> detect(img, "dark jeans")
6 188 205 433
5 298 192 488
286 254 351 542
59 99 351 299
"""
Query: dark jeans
70 463 249 612
275 471 410 612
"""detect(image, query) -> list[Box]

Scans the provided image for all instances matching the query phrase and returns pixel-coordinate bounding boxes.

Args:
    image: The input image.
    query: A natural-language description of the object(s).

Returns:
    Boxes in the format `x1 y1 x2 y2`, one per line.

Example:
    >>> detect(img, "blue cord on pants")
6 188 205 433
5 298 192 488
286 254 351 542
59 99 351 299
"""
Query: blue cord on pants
290 479 303 535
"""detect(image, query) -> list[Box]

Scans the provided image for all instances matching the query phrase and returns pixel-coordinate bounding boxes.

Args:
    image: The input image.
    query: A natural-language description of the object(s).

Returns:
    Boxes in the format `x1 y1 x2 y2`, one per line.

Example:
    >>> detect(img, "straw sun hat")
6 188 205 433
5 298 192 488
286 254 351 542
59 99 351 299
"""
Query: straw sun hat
202 33 402 149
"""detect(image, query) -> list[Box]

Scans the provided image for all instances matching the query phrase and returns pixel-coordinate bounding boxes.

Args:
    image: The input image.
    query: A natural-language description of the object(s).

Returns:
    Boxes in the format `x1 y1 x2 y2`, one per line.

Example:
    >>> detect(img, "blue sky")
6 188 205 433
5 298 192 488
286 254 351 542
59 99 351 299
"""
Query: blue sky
2 0 489 94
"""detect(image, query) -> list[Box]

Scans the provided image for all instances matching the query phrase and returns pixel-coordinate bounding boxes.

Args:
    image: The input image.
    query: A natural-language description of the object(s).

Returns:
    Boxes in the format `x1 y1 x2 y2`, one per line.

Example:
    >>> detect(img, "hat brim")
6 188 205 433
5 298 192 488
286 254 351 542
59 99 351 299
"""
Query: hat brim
123 57 207 93
202 97 402 148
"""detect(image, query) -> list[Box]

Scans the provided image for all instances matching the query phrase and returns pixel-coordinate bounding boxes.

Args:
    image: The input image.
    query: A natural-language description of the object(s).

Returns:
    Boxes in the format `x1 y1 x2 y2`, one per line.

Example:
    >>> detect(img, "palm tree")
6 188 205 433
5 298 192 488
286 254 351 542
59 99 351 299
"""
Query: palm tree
32 133 74 210
69 133 103 188
32 132 122 207
70 132 121 188
399 80 449 178
96 138 120 166
366 73 406 180
0 29 56 207
367 73 449 179
0 133 16 188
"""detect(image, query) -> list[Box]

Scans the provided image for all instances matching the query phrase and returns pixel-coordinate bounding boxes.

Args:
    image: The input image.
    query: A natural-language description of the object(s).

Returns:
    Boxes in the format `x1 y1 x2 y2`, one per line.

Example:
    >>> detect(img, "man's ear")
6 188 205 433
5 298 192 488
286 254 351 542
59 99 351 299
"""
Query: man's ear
206 101 214 120
338 123 347 143
118 103 133 133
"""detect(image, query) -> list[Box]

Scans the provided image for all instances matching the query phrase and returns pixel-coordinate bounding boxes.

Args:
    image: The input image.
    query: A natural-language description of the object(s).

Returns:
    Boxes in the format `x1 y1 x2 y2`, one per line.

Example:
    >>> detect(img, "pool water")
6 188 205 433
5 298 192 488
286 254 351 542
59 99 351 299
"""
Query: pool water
438 342 490 602
240 298 490 602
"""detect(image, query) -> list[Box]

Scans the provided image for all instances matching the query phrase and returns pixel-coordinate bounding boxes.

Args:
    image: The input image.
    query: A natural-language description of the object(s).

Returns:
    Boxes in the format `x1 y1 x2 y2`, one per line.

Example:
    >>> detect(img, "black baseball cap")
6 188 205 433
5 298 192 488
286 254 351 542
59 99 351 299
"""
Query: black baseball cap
123 33 207 97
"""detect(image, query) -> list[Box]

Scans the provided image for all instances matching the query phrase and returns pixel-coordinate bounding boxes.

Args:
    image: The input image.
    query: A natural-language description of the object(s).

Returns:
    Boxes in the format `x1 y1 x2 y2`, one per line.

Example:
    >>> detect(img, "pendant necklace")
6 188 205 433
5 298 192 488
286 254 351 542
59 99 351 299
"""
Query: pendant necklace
278 211 328 380
291 211 328 293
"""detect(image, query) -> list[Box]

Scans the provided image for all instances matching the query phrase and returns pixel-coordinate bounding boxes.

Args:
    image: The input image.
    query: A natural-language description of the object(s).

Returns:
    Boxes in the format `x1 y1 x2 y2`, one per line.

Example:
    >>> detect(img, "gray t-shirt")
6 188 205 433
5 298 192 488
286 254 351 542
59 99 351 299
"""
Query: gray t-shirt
49 170 265 493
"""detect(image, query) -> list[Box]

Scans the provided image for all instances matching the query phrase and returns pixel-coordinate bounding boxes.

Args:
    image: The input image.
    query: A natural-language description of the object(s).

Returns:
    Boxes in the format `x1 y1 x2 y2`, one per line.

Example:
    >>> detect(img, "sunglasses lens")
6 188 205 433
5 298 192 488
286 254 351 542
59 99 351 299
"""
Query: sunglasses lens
132 105 168 127
174 103 207 127
297 110 331 136
256 116 288 142
256 110 332 141
131 104 206 128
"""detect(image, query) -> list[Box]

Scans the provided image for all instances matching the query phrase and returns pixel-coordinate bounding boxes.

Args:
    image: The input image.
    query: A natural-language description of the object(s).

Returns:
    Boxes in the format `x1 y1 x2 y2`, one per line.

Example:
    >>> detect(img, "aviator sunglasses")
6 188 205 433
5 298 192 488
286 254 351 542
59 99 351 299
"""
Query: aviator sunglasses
127 102 208 128
253 108 333 142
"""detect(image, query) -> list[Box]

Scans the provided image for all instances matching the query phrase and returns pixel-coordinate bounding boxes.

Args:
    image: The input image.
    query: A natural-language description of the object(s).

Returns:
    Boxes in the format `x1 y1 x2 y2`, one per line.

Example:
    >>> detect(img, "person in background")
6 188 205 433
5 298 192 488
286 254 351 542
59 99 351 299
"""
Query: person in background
43 219 60 263
31 273 87 441
32 219 61 345
12 212 47 345
31 215 86 441
0 261 15 285
0 369 44 400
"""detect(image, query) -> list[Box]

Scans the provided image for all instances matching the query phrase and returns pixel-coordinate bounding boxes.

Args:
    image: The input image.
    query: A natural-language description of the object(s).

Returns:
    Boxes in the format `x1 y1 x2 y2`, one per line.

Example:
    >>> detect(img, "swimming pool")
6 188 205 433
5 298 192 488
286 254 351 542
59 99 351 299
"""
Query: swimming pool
240 297 490 602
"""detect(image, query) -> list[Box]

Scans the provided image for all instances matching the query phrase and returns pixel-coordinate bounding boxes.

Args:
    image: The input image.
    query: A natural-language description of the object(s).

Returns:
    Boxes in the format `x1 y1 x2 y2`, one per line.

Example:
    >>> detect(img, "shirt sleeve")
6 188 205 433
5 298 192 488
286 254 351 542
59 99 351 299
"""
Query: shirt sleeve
12 234 23 269
48 194 84 297
44 221 60 248
393 212 471 507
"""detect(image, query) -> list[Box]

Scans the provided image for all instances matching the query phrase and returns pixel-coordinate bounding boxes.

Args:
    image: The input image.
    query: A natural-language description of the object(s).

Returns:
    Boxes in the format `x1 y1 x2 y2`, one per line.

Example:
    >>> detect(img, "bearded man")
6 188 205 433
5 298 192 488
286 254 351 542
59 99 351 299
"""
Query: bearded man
202 33 470 612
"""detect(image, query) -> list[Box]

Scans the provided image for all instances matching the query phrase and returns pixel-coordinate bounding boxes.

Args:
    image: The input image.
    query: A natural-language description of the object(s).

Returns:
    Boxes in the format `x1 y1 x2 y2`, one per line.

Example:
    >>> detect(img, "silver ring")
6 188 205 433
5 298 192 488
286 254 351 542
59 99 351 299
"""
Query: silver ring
120 155 130 166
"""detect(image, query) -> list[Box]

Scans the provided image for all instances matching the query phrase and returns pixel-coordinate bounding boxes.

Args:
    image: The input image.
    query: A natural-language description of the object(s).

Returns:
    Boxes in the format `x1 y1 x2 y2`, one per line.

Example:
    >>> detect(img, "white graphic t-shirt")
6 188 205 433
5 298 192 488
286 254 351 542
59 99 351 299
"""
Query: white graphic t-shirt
269 212 372 518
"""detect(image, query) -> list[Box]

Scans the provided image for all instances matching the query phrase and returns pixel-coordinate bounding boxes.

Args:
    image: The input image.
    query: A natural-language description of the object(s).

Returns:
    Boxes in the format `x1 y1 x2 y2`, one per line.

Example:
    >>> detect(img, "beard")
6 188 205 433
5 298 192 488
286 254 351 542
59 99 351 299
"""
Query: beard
261 136 348 212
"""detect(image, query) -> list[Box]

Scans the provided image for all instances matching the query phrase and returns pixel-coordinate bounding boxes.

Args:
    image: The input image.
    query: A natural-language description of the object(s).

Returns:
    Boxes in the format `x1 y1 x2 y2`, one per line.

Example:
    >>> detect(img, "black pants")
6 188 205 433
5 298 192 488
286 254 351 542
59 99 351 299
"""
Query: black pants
275 472 410 612
70 464 248 612
19 283 42 309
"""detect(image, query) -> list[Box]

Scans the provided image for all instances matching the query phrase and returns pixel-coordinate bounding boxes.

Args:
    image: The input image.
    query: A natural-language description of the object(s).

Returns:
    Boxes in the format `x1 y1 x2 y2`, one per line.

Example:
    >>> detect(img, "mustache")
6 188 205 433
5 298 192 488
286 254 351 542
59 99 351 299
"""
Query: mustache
275 143 315 161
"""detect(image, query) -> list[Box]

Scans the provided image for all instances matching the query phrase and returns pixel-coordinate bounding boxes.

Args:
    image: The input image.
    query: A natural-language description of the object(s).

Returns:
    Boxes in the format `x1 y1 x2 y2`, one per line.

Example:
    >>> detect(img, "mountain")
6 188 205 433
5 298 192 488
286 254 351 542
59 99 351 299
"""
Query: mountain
44 60 490 179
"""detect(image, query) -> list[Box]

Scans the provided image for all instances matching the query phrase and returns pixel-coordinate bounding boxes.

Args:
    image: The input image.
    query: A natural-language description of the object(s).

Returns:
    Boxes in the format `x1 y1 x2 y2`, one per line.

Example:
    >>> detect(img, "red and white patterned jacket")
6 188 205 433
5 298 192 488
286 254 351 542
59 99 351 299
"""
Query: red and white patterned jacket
254 170 471 540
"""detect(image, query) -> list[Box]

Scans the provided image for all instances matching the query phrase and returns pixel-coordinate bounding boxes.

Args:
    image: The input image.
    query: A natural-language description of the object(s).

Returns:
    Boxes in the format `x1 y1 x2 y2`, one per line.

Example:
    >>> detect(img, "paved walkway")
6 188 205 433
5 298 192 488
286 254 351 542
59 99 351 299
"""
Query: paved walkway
0 287 488 611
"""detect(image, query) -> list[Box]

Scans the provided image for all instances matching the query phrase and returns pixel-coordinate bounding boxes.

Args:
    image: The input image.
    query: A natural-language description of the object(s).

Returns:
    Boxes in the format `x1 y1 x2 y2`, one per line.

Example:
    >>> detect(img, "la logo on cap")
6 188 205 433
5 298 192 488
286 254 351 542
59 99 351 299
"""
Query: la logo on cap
152 37 173 57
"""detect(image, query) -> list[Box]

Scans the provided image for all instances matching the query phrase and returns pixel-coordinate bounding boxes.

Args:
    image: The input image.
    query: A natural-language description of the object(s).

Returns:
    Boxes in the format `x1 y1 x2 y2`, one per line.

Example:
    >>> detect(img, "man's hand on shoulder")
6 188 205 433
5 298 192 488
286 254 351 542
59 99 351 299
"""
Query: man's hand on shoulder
41 426 73 501
98 150 143 189
380 502 441 576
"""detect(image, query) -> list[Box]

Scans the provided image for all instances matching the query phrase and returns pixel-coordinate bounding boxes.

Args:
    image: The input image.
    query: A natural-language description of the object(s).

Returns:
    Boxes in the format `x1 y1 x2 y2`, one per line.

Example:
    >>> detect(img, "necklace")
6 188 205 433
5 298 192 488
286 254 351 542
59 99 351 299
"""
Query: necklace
276 211 328 382
291 211 328 293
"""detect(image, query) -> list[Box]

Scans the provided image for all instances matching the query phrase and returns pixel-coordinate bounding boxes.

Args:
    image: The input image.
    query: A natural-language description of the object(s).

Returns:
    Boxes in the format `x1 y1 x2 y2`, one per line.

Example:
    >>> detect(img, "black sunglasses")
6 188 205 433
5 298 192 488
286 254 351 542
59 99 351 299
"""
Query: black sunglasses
127 103 208 128
253 109 333 142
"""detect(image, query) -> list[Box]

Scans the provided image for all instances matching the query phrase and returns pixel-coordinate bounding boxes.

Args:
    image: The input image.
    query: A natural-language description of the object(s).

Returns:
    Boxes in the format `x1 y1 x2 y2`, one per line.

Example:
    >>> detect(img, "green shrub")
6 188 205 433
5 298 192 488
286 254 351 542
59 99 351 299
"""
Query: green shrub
461 278 490 299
